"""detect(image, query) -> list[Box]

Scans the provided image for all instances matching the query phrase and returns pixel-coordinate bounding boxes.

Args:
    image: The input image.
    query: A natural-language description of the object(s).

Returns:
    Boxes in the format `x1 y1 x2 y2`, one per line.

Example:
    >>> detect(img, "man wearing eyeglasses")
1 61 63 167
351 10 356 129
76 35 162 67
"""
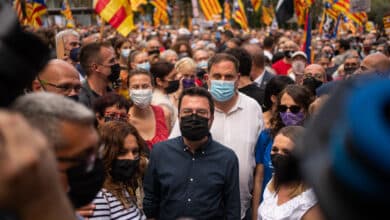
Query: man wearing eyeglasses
12 92 105 219
31 59 81 101
144 87 240 220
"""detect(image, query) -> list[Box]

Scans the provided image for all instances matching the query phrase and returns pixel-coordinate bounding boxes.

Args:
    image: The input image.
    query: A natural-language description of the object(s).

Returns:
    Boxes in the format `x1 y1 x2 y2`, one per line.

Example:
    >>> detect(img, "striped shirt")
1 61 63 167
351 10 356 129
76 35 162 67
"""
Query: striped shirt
90 188 146 220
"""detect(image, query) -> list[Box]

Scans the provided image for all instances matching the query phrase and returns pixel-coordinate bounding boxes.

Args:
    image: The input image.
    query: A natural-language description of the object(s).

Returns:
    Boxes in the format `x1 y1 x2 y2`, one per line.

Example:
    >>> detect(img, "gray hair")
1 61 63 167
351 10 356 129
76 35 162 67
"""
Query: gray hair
12 92 95 149
161 49 178 59
55 29 80 45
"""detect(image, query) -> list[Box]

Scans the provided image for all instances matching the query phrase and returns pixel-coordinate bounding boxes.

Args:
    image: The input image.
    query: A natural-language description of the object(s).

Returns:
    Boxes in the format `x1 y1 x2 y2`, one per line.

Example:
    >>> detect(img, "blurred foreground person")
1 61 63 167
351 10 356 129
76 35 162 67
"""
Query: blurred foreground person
298 75 390 220
0 111 76 220
12 93 105 212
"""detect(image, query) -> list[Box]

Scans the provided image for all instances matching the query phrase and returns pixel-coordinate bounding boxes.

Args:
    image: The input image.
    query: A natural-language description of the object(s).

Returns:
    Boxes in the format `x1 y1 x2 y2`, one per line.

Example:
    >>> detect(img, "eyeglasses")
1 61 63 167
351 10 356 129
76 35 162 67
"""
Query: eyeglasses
57 144 104 173
104 112 128 122
278 105 302 114
38 78 81 94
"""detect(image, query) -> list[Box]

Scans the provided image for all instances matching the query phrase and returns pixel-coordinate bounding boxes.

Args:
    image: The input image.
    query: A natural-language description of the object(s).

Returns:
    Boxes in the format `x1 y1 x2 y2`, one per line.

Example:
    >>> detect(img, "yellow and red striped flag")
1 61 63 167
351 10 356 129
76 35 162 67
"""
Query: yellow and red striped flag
332 0 367 26
61 0 75 28
294 0 314 26
130 0 147 11
151 0 168 26
251 0 261 12
25 0 47 28
13 0 26 24
94 0 135 37
262 5 274 26
224 0 231 21
199 0 222 21
233 0 248 31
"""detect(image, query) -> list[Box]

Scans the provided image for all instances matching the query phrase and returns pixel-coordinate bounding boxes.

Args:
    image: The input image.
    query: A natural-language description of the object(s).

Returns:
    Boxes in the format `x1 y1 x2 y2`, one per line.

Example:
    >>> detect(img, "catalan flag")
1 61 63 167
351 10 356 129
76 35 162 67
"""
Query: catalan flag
232 0 248 30
151 0 168 26
152 2 168 26
295 0 314 26
224 0 231 21
131 0 147 11
61 0 75 28
13 0 26 24
251 0 261 12
199 0 222 21
94 0 135 37
330 0 367 26
262 5 274 26
25 0 47 28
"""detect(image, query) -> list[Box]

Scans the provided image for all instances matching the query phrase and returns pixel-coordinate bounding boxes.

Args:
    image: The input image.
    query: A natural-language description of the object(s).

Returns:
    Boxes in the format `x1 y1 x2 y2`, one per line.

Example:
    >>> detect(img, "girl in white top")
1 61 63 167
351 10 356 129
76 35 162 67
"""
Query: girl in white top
258 126 324 220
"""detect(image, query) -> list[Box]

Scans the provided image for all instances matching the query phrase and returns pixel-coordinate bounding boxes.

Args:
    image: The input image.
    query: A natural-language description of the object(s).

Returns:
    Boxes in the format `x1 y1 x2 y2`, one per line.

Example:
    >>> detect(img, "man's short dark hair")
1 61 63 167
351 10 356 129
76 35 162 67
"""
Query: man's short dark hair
337 39 351 51
178 87 214 116
207 53 239 73
263 36 274 49
222 30 234 39
225 48 252 76
79 41 112 76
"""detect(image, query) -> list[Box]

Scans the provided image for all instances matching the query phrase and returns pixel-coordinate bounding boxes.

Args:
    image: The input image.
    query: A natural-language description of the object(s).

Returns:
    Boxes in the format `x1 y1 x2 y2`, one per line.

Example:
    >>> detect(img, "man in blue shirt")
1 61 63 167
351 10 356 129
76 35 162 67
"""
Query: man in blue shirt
143 87 241 220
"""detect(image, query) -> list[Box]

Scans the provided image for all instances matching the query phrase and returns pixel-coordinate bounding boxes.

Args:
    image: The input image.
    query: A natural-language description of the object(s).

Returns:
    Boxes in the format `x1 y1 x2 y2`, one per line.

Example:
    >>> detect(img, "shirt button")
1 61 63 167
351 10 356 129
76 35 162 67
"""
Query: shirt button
188 198 191 202
190 178 193 182
192 158 195 161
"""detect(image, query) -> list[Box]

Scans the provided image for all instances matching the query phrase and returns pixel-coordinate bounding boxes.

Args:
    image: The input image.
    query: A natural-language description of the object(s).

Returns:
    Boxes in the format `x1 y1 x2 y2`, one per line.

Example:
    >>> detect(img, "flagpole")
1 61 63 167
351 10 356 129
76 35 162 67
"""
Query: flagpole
319 8 326 35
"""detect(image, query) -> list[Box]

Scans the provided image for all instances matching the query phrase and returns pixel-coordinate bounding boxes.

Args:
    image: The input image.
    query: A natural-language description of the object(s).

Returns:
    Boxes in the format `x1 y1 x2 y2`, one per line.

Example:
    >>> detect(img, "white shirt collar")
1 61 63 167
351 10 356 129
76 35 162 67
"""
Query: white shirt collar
254 69 266 85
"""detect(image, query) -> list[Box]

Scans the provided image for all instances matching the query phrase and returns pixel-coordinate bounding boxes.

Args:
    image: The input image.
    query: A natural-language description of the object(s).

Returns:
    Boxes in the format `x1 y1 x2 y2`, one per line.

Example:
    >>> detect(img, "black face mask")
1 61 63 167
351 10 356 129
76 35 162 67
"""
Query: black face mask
344 67 358 75
303 77 323 95
67 94 79 102
148 49 160 56
271 153 301 184
70 47 80 62
67 158 105 209
110 158 139 182
180 114 209 141
284 50 295 59
165 80 180 94
108 64 121 82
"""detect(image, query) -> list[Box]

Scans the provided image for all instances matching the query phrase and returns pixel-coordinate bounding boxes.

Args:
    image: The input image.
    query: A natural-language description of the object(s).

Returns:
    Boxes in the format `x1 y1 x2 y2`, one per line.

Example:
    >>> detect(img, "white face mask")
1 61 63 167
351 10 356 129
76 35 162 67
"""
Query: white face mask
292 60 306 74
129 89 153 109
121 49 131 58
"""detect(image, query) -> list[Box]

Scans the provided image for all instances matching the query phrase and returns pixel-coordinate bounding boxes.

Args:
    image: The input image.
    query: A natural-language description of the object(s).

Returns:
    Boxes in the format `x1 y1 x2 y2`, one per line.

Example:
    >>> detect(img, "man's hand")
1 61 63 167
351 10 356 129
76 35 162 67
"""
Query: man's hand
77 203 96 219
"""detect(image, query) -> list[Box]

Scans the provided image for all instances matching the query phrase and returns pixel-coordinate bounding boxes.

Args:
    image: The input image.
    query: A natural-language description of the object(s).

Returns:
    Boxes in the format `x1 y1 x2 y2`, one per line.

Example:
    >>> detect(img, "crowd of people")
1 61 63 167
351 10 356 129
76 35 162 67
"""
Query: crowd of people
1 7 390 219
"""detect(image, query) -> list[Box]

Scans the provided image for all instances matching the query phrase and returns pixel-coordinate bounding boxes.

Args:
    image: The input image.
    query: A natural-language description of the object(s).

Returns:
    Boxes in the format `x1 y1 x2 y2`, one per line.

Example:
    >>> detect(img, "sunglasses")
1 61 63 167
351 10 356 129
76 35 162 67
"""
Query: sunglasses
278 105 301 114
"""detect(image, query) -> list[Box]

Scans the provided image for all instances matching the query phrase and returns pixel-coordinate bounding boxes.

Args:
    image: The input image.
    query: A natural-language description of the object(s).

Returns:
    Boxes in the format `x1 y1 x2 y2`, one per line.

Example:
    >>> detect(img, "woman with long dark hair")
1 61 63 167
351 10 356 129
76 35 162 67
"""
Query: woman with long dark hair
90 121 149 219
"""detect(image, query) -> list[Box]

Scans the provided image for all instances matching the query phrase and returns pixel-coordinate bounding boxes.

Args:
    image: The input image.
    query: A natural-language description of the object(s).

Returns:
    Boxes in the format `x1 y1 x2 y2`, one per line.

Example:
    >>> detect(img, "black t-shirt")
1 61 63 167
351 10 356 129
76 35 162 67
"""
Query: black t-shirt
238 83 263 107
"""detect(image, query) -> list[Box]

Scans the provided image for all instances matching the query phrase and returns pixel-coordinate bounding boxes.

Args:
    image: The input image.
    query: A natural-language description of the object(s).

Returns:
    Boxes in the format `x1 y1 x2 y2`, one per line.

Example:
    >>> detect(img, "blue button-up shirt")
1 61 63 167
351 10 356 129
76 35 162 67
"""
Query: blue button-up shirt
143 135 241 220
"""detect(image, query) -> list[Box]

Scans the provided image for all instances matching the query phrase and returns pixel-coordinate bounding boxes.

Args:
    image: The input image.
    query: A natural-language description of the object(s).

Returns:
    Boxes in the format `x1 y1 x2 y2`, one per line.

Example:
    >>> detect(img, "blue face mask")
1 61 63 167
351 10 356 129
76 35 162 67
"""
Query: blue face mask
136 62 150 72
209 80 236 102
197 60 208 70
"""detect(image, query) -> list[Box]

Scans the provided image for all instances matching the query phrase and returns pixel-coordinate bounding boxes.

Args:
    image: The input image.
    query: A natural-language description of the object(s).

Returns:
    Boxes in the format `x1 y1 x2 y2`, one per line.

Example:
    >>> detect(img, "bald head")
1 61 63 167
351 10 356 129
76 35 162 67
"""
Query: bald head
242 44 265 79
358 53 390 74
304 64 326 82
32 59 81 96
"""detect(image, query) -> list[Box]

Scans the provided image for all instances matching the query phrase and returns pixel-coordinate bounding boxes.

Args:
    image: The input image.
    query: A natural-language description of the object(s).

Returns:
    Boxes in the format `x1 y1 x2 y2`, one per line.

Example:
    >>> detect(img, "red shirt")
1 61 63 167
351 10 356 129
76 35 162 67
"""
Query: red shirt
145 105 169 149
272 59 292 75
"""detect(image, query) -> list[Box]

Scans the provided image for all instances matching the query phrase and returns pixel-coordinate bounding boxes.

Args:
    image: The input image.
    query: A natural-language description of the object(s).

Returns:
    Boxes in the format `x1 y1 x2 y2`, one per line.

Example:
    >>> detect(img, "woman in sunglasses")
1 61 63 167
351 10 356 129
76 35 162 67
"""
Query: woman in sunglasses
258 126 323 220
253 84 314 220
89 121 149 220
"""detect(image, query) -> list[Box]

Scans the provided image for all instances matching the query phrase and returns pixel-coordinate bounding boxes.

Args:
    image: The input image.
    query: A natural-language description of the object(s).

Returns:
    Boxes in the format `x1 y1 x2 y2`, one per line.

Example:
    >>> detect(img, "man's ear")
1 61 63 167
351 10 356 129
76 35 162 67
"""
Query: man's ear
156 77 164 87
31 79 42 92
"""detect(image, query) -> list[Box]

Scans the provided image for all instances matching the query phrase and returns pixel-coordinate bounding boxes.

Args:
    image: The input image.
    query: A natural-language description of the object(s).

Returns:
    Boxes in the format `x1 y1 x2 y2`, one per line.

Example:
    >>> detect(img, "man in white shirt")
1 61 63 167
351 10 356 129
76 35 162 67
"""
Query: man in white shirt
170 53 264 219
